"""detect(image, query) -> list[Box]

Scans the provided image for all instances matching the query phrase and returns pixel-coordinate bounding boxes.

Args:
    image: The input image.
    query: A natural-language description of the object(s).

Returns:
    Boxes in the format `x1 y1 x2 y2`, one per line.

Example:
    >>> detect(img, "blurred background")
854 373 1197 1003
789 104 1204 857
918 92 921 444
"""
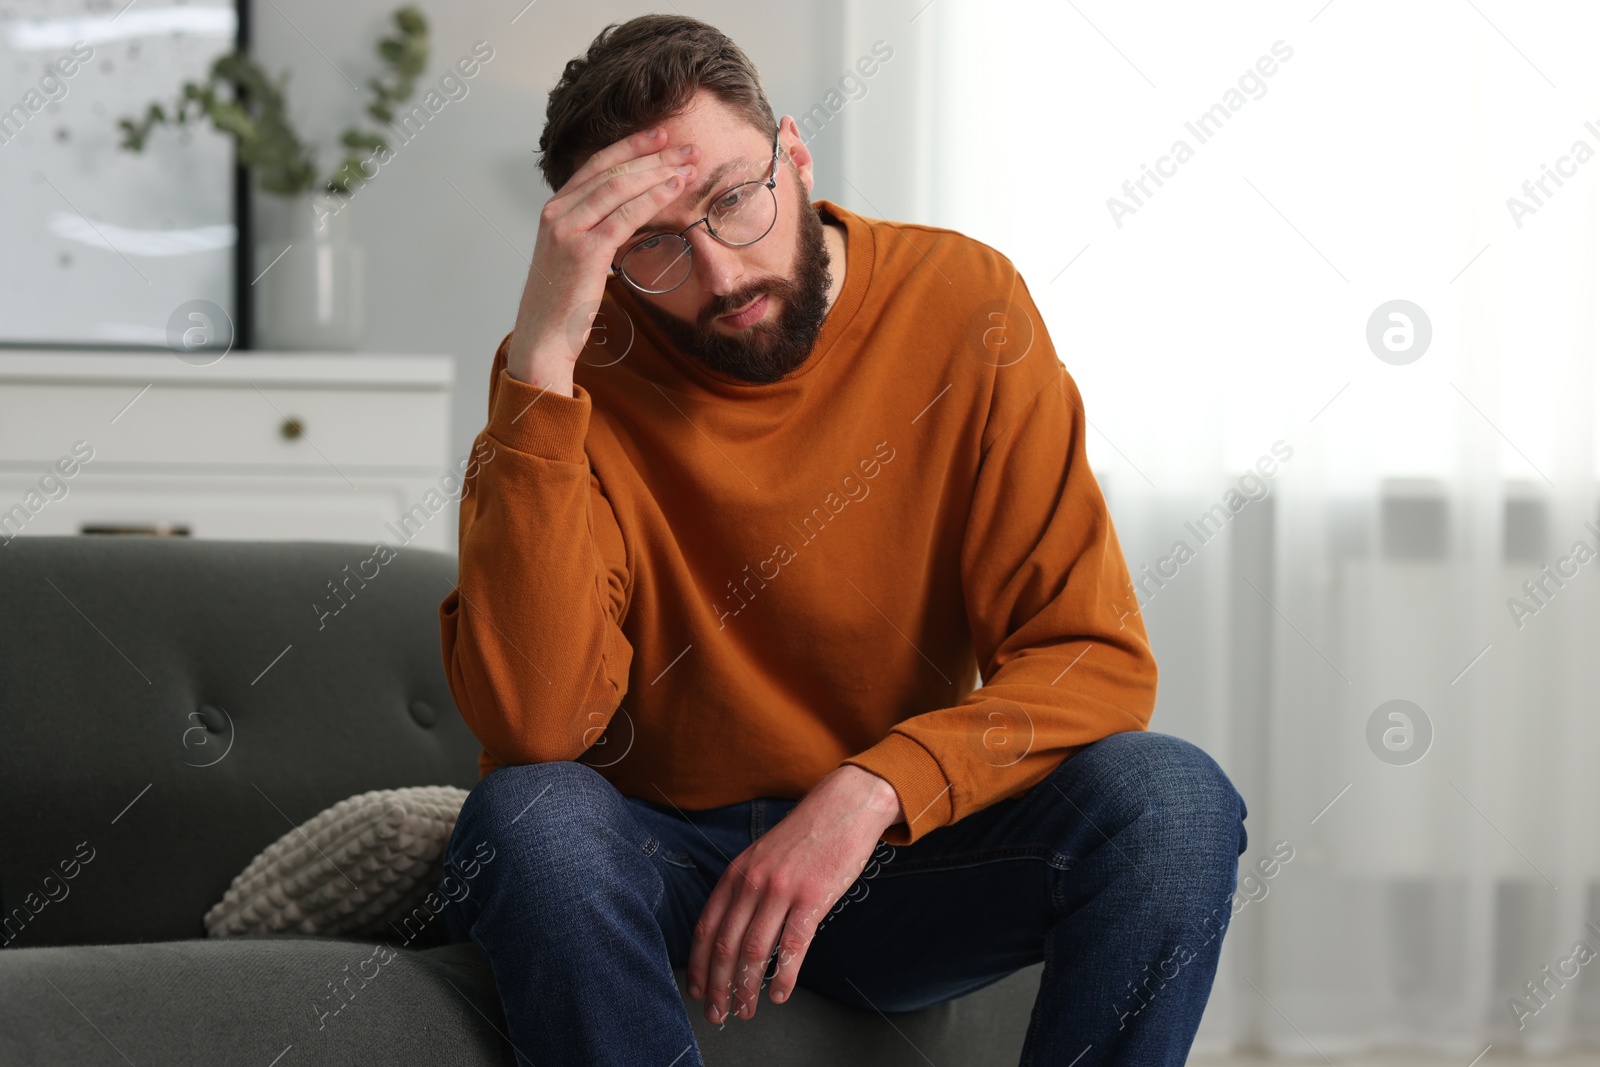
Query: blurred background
2 0 1598 1060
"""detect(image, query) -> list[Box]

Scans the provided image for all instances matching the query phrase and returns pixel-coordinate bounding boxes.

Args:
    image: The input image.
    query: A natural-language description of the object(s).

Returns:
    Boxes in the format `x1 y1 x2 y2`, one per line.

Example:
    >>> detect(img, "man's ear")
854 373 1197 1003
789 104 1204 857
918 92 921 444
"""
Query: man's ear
779 115 818 197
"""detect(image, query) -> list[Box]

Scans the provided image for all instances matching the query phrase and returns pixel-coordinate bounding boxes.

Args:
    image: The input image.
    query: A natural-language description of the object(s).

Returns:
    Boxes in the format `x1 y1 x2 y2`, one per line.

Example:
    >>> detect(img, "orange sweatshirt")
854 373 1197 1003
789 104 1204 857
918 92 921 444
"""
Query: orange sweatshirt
440 198 1156 846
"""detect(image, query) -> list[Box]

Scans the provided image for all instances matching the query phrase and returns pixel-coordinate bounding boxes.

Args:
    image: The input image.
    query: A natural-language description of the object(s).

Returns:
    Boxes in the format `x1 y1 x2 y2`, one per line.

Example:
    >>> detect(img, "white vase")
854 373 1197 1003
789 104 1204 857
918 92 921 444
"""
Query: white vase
253 192 366 351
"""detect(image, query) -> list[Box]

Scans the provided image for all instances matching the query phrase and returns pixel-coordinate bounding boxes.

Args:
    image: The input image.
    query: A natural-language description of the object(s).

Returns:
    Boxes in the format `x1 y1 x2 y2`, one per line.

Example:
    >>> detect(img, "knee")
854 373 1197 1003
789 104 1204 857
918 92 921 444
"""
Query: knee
447 760 639 882
1063 731 1248 864
440 762 646 943
455 759 613 827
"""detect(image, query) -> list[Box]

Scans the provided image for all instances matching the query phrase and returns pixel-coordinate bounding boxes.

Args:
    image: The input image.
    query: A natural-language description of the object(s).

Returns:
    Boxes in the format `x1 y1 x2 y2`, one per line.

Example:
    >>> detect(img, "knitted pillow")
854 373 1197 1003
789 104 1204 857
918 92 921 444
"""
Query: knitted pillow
204 785 469 939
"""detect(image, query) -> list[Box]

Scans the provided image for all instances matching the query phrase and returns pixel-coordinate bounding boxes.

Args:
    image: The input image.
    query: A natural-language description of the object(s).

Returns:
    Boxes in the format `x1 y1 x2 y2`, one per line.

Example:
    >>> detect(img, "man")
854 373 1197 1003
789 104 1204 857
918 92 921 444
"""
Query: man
439 14 1246 1066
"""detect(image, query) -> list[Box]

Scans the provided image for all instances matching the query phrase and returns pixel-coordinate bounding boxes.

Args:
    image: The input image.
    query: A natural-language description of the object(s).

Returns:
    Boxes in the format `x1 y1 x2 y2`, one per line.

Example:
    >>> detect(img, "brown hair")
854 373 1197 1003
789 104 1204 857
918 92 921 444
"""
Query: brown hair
537 15 777 193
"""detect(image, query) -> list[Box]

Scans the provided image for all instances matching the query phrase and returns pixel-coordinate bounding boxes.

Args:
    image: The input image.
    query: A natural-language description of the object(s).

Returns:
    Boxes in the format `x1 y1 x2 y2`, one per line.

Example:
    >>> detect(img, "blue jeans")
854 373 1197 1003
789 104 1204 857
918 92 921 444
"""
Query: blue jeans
439 730 1247 1066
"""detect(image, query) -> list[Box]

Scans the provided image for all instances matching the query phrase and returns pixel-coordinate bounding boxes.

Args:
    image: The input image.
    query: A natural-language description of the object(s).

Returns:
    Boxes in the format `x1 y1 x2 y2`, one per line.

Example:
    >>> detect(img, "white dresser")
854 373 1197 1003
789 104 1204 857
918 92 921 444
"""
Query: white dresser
0 351 458 552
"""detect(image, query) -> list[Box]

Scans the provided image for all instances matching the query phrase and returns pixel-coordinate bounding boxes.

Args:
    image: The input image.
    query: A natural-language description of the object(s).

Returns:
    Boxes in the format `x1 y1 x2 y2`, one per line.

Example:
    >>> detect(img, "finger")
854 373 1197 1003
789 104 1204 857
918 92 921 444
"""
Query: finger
728 895 791 1020
686 872 733 1002
554 125 700 226
765 902 823 1006
561 125 680 195
587 168 704 265
560 153 698 240
702 869 763 1024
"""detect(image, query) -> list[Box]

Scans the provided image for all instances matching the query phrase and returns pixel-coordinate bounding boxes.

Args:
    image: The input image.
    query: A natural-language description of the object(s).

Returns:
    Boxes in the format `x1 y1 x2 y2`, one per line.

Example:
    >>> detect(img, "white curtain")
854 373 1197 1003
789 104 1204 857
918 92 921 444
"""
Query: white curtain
834 0 1600 1055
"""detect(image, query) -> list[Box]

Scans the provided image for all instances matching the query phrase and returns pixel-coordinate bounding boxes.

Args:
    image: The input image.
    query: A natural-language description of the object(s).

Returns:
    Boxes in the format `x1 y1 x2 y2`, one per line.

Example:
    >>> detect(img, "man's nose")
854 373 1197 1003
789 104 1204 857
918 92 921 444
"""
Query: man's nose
685 227 744 298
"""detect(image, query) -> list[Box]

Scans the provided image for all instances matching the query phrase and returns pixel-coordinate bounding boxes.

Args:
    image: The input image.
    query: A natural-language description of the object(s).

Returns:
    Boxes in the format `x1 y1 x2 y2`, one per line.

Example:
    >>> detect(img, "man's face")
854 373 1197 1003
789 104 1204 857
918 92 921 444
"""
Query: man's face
610 94 834 385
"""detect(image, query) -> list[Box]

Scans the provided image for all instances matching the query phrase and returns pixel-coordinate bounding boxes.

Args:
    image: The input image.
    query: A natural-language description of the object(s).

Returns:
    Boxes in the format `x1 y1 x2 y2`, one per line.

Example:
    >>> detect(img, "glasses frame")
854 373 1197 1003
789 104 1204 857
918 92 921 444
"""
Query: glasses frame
611 125 783 295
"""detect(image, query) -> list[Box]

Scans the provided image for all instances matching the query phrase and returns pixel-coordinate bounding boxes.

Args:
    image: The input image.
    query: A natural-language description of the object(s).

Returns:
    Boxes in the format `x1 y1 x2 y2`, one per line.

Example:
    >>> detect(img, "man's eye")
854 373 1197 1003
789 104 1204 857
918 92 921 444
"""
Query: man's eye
635 235 666 252
714 187 747 212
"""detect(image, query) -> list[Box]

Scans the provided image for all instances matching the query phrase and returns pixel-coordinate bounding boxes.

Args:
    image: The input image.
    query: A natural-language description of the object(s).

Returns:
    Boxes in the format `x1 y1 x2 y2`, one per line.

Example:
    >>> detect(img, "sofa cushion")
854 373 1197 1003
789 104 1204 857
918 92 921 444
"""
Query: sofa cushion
0 537 484 950
0 936 514 1066
205 785 468 939
0 934 1042 1067
679 962 1041 1066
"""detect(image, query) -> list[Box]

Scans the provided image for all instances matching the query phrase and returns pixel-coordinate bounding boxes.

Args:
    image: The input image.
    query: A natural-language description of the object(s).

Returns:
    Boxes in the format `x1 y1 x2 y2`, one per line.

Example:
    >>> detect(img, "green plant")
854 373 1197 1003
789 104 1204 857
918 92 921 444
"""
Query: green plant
116 5 428 198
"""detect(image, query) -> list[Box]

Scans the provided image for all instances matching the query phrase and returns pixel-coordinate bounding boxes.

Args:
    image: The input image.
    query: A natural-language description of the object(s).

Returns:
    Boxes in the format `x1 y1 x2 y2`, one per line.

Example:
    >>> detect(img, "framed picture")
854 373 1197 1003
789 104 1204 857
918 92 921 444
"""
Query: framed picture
0 0 246 350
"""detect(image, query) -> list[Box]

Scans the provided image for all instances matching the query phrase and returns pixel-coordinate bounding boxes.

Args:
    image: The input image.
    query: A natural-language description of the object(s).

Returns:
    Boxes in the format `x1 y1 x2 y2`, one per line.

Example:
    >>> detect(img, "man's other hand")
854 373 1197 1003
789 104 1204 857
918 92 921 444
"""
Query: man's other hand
686 765 904 1023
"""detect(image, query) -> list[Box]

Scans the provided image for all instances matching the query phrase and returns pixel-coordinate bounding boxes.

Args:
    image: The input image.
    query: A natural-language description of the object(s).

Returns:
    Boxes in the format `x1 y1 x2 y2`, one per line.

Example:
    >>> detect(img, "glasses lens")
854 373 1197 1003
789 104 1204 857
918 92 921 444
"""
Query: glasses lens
617 183 778 293
709 183 776 245
620 235 692 293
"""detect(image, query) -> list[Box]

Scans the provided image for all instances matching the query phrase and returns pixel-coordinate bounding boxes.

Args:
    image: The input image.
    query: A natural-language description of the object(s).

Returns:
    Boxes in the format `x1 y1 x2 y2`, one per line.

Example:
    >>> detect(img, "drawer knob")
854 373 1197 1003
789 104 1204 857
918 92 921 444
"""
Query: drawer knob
280 417 304 440
80 523 191 536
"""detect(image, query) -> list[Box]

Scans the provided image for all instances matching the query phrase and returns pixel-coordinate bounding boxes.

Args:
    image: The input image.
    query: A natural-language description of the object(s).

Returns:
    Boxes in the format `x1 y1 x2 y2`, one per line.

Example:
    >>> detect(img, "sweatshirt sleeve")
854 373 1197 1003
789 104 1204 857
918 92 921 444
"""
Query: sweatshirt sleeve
440 332 633 776
842 276 1157 846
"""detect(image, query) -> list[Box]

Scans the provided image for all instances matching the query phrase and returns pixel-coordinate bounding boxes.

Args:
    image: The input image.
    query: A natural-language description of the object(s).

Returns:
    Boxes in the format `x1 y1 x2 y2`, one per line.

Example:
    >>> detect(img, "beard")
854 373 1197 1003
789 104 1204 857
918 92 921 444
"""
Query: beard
632 189 834 385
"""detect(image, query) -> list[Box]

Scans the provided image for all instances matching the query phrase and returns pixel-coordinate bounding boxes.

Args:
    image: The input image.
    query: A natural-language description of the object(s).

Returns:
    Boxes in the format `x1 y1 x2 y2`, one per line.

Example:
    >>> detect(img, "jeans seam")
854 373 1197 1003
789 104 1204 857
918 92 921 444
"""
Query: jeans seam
642 833 667 913
1048 857 1067 915
1019 942 1054 1067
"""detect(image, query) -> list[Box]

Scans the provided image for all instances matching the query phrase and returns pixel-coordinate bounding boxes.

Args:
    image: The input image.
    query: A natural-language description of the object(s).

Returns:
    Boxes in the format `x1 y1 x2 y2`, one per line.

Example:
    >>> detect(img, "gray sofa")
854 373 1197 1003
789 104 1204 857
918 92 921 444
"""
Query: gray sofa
0 536 1041 1066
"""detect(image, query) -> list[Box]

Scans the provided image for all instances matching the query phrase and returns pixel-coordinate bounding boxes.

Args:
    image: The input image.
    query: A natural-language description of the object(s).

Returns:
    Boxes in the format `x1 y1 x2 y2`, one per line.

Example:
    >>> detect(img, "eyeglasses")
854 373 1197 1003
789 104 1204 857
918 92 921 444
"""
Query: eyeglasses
611 126 782 295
